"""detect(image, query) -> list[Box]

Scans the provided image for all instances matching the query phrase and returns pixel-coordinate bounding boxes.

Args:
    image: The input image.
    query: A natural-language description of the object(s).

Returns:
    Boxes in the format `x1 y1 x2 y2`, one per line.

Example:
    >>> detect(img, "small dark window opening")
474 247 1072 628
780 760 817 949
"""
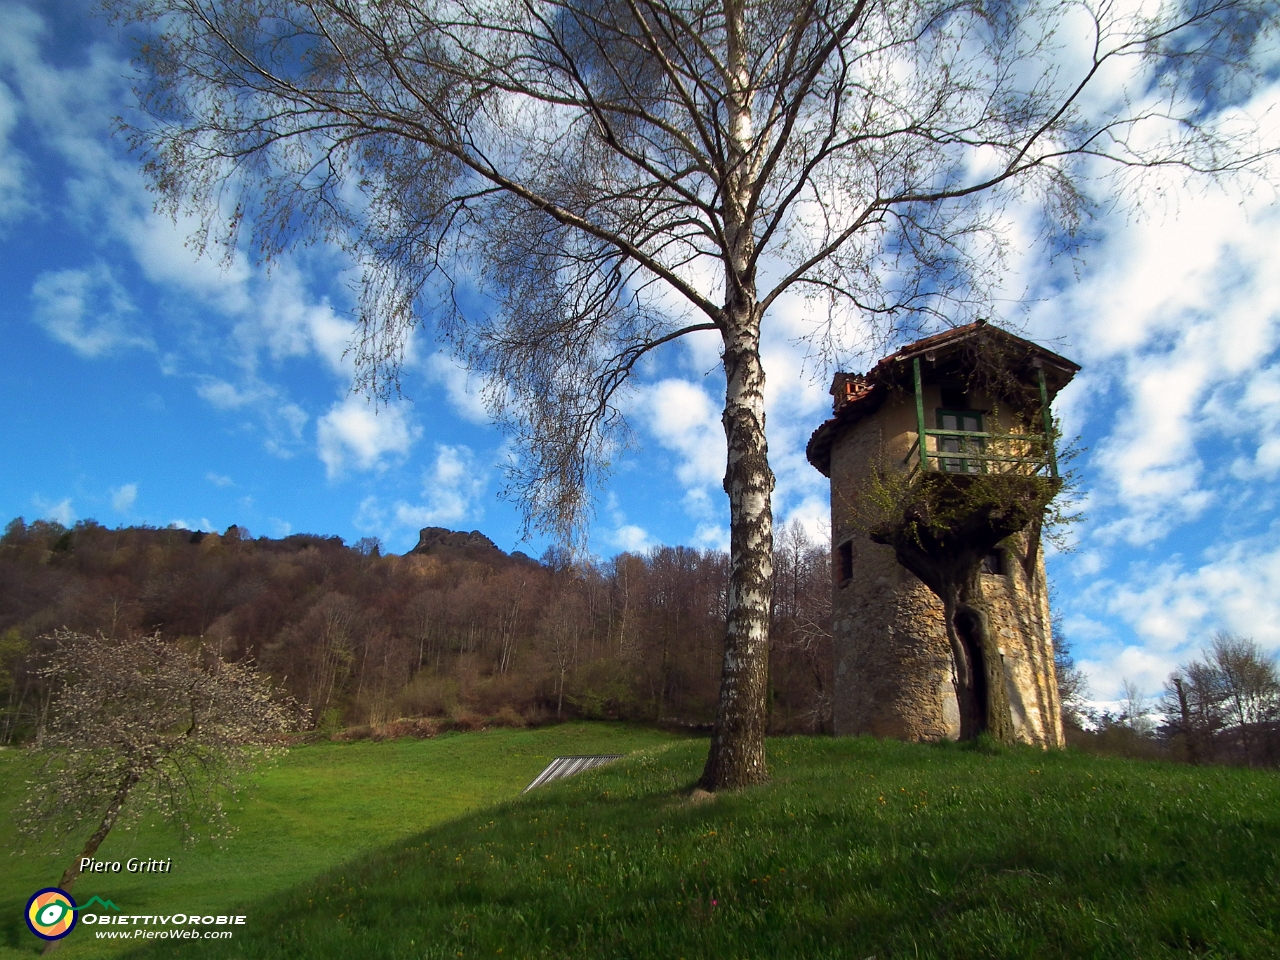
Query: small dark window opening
981 550 1004 575
838 541 853 585
940 385 969 409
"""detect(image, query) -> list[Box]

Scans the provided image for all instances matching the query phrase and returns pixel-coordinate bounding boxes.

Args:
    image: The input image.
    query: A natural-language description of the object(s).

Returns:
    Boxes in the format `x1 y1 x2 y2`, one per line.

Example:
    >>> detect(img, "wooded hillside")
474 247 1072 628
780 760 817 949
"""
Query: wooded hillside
0 518 831 743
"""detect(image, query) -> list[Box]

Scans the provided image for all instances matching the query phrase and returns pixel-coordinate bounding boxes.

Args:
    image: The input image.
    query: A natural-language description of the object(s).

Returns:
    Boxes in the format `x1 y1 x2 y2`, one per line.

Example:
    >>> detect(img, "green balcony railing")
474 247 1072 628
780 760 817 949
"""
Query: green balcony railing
906 357 1059 478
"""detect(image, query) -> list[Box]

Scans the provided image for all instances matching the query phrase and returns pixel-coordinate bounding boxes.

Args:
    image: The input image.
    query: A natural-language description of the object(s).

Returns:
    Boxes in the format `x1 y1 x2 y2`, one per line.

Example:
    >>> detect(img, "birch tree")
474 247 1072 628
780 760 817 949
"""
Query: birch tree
114 0 1276 787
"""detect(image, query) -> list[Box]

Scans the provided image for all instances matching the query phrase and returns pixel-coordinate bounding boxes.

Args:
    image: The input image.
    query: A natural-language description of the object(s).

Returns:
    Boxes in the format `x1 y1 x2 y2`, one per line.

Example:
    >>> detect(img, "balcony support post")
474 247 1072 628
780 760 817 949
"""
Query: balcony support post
1037 366 1058 479
913 357 928 473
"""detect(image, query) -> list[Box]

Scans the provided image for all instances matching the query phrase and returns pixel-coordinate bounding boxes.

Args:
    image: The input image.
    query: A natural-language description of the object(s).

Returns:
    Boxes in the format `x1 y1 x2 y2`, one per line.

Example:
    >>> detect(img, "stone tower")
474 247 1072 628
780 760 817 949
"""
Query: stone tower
805 322 1078 746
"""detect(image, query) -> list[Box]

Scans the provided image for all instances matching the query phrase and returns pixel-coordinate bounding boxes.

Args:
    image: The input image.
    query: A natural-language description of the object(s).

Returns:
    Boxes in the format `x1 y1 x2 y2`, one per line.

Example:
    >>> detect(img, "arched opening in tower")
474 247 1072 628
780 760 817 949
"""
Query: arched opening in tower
953 605 989 736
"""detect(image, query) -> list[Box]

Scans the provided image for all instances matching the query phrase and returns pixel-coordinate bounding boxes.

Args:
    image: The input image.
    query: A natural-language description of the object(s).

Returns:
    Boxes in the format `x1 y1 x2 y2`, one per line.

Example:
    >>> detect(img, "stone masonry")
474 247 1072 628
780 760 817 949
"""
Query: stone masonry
807 322 1077 747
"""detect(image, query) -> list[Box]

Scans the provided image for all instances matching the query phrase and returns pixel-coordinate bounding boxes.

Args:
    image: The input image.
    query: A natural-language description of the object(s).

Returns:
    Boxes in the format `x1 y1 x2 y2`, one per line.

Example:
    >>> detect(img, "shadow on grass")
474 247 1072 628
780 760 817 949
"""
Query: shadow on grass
1 724 694 959
114 736 1280 960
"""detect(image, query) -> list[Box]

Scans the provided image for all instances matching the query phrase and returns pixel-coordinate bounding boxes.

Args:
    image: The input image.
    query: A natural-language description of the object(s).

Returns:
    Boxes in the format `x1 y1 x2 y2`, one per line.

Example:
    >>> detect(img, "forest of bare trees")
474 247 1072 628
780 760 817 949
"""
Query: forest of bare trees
6 514 1278 768
0 517 831 745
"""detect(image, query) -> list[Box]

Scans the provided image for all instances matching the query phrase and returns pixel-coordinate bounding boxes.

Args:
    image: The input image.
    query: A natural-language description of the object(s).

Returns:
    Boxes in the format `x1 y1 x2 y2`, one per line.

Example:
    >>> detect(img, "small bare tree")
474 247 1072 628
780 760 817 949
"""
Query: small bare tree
539 591 586 717
1120 679 1155 738
1051 612 1089 733
770 521 833 731
113 0 1277 786
12 630 302 893
1206 632 1280 760
1162 634 1279 764
1163 660 1223 763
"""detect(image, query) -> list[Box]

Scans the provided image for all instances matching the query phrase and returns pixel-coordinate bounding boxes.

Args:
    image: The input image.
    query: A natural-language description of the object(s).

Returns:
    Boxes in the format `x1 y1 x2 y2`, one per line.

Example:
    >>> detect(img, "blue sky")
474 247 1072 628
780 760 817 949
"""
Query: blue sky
2 1 1279 703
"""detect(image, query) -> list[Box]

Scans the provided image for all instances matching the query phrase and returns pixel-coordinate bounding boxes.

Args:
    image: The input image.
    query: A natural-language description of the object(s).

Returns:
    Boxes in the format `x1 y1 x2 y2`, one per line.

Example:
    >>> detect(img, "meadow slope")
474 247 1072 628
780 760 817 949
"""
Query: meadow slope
124 735 1280 959
0 724 682 959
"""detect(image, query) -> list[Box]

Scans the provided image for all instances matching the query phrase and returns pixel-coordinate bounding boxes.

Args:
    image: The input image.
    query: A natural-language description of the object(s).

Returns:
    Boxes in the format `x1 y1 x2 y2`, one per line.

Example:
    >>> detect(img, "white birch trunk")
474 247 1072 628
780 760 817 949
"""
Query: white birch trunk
699 0 774 790
701 315 774 788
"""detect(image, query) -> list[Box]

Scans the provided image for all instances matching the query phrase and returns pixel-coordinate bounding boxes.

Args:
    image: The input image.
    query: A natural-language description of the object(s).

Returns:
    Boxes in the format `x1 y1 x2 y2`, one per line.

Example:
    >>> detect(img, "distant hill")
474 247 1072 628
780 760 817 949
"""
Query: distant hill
0 516 830 745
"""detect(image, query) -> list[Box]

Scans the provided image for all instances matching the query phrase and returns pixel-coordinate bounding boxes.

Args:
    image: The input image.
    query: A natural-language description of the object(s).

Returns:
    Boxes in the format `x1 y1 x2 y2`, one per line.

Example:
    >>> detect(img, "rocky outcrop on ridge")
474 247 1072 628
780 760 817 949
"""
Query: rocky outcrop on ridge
407 526 518 561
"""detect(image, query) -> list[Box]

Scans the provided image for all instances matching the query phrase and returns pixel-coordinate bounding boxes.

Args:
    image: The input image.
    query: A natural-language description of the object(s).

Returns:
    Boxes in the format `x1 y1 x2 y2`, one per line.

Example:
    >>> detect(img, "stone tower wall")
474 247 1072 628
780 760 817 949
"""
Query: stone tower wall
829 388 1064 747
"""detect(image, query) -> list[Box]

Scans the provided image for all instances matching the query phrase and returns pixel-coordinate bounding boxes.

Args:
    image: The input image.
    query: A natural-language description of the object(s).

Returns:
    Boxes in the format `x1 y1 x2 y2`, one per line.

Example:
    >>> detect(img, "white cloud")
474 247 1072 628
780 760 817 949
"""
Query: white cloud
278 402 310 434
124 208 253 313
33 496 73 527
1088 343 1218 544
206 473 234 488
168 518 216 533
317 396 421 478
235 263 358 376
764 429 830 539
194 379 309 458
353 496 387 534
1070 550 1106 578
267 403 310 457
110 483 137 513
353 444 488 545
676 324 723 376
609 523 653 553
613 292 835 551
778 495 830 547
0 5 366 470
196 377 255 410
680 487 717 520
403 444 486 524
1111 539 1280 648
0 76 29 225
1219 365 1280 480
1064 530 1280 699
760 351 829 424
424 353 491 424
691 523 730 552
633 378 725 488
1011 165 1280 688
603 305 833 552
0 7 250 311
600 493 653 553
31 264 151 358
1028 175 1280 545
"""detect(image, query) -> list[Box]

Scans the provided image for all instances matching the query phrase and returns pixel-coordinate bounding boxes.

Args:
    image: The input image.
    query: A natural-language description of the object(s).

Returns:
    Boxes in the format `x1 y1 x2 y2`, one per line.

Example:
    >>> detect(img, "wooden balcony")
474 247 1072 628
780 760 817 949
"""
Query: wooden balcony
905 357 1059 479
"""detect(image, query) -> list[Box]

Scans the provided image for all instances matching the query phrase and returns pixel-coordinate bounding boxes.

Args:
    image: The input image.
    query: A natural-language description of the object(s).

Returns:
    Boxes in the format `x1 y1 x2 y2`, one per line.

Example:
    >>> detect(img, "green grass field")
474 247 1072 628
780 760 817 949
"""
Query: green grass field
0 724 681 959
5 729 1280 958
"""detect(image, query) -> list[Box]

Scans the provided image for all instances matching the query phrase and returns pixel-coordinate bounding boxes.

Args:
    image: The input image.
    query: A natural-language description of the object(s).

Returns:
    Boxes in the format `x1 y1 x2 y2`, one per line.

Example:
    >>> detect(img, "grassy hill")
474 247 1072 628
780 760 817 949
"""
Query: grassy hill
5 729 1279 958
0 724 683 959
